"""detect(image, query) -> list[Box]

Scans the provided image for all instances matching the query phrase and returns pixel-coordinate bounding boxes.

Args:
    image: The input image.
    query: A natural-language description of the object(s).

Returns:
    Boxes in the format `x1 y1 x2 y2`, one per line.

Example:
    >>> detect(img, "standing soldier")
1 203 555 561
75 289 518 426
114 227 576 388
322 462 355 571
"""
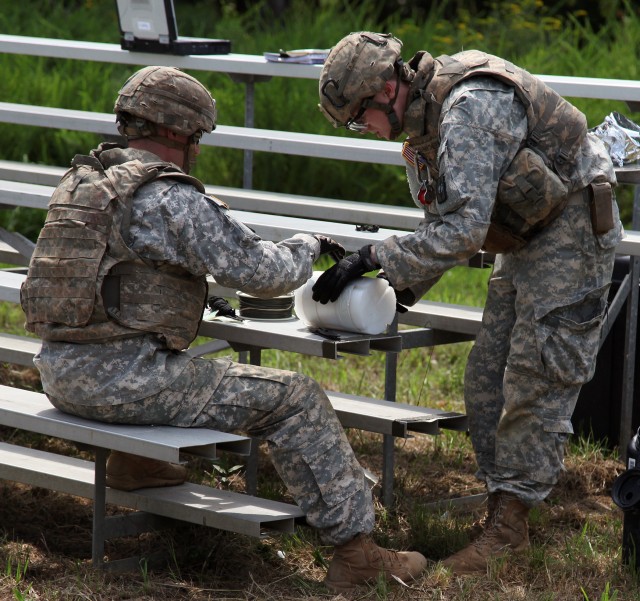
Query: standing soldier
314 32 623 574
21 65 427 592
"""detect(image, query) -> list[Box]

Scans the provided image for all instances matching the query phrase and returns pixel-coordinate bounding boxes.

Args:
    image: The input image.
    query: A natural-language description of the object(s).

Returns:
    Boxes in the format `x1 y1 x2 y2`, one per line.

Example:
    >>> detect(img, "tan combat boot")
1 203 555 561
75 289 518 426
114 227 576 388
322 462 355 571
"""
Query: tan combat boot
442 491 529 575
106 451 188 491
468 492 500 540
325 533 427 593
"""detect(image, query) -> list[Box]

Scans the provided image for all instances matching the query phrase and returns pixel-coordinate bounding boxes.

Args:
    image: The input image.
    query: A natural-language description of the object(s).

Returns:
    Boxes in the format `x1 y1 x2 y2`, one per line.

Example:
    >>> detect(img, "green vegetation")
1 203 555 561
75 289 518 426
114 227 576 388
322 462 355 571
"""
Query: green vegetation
0 0 639 599
0 0 638 220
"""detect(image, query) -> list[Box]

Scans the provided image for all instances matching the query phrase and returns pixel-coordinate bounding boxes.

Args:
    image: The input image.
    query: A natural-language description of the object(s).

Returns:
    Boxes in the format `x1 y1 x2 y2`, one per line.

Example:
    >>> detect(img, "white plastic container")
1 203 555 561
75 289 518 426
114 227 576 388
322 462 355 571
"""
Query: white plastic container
294 271 396 335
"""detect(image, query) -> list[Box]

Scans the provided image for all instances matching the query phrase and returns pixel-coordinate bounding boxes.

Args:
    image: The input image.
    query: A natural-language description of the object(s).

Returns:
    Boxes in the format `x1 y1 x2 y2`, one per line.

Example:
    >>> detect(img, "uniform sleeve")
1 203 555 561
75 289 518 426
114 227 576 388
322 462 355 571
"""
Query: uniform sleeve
375 79 528 292
128 183 320 298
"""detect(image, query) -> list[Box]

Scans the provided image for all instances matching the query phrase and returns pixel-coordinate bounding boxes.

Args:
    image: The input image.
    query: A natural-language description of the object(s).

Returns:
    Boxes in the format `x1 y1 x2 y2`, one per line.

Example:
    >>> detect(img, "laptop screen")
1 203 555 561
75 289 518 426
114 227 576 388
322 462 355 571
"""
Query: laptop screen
115 0 178 43
115 0 231 55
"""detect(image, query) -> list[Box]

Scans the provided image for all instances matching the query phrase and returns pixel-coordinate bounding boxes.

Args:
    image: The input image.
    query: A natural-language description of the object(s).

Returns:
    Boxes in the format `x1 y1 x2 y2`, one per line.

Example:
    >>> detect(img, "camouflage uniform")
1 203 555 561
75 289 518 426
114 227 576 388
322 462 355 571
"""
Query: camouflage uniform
33 146 375 545
376 76 623 505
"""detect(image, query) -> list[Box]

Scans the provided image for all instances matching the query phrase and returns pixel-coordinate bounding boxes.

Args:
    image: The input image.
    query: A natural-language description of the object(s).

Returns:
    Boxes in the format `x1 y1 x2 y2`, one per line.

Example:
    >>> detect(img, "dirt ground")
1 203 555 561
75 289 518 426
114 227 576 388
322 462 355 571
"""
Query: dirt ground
0 363 634 600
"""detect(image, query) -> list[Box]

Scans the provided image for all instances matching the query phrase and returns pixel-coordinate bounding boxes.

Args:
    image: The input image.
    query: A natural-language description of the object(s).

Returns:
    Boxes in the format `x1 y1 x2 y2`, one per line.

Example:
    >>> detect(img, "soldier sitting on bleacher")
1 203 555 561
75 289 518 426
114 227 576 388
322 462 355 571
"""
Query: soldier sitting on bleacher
20 65 426 593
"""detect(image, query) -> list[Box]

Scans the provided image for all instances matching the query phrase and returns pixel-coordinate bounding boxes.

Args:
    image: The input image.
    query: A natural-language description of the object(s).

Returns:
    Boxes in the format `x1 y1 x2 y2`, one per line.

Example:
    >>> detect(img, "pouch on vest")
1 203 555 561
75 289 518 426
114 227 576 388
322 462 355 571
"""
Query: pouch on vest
21 158 158 332
588 180 614 235
21 168 115 328
497 147 568 226
483 222 528 254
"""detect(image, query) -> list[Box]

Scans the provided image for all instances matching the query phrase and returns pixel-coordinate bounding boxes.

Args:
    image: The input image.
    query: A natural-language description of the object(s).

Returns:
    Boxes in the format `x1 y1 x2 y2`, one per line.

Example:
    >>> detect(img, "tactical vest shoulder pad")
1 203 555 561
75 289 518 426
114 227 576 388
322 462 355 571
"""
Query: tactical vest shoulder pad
152 165 206 194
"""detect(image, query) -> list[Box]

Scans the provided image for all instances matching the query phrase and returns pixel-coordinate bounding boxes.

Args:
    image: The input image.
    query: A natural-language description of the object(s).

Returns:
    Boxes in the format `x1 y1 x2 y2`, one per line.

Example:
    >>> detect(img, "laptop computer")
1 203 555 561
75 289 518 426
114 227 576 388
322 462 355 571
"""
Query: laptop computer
115 0 231 55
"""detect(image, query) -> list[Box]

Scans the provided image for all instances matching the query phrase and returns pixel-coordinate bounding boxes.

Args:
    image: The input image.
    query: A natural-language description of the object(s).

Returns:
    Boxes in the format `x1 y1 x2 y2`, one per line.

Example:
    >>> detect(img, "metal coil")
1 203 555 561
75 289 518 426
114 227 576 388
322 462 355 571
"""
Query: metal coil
237 292 294 320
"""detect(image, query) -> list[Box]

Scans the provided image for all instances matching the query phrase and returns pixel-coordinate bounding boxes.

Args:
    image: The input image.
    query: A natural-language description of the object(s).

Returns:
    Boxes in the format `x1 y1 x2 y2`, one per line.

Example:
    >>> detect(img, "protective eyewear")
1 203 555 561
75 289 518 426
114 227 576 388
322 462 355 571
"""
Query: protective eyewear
345 103 369 132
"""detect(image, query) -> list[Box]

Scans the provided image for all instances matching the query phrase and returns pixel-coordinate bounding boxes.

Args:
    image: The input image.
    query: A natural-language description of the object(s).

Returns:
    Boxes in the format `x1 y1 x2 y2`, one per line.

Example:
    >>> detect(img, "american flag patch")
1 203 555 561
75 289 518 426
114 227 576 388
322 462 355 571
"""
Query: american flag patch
402 141 427 172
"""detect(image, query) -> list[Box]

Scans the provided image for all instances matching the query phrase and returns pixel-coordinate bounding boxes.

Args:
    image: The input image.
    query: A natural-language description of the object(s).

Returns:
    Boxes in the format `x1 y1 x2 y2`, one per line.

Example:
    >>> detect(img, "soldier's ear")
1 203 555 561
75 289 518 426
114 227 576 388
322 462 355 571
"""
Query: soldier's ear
383 79 396 98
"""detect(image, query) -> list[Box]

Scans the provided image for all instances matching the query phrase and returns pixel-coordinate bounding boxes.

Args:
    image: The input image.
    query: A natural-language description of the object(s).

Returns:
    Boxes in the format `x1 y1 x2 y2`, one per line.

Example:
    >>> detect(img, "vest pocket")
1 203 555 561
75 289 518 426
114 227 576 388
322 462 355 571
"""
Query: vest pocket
498 148 568 226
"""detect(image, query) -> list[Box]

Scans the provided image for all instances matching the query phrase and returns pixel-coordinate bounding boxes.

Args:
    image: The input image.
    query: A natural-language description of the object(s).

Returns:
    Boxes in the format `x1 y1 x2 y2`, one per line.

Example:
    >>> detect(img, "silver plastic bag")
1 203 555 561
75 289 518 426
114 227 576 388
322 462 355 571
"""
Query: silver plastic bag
590 111 640 167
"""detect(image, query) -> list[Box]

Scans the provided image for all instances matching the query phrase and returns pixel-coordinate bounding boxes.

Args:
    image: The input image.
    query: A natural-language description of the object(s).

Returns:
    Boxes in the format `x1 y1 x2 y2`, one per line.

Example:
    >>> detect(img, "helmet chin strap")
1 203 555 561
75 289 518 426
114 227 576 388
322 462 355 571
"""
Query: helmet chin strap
360 71 403 139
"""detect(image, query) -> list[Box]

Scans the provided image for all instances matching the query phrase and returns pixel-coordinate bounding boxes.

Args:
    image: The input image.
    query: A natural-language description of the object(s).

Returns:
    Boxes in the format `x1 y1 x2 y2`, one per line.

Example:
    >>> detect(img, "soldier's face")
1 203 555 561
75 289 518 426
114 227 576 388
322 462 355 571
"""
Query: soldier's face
358 107 392 139
356 81 404 140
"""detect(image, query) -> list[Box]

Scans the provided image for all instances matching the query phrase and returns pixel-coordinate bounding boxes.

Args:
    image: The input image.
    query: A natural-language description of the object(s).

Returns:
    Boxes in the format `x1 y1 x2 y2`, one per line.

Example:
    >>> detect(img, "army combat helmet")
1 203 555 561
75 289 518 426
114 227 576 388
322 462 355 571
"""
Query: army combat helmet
114 66 216 171
319 32 403 138
115 66 216 138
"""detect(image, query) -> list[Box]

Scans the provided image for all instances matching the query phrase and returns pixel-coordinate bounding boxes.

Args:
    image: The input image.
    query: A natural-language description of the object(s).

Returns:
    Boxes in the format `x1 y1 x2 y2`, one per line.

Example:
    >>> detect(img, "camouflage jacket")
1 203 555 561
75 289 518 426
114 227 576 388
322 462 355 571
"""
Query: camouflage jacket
35 145 320 407
374 75 618 295
401 50 598 254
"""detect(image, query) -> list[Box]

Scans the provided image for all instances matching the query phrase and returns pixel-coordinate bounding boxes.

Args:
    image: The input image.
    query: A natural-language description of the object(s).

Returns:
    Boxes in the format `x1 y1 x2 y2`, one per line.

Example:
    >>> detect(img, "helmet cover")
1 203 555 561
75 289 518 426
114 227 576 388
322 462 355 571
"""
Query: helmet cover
114 66 216 137
319 32 402 128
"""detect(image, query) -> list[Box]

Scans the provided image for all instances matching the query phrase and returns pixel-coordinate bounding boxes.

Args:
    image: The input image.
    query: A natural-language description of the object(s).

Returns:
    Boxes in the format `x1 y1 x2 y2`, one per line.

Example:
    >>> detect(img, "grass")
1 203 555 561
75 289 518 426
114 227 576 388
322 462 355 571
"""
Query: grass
0 418 635 600
0 0 639 219
0 257 635 599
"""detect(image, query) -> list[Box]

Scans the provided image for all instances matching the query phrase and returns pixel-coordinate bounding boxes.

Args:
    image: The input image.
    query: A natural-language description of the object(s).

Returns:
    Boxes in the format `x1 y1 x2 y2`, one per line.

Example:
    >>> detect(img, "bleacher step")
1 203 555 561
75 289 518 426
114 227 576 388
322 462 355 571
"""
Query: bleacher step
0 442 304 537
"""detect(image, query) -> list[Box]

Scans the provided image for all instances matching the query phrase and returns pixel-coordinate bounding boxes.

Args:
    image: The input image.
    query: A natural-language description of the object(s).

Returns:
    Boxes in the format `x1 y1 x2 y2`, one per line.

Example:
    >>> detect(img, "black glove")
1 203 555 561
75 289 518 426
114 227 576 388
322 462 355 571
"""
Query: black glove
312 245 379 304
395 287 416 307
377 272 415 314
313 234 346 263
207 296 237 319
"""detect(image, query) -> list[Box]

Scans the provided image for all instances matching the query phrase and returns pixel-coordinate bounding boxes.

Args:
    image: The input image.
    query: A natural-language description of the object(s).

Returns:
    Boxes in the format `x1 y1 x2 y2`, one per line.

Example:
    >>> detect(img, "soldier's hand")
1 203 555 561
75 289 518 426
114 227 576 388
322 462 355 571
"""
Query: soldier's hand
312 245 379 304
313 234 346 263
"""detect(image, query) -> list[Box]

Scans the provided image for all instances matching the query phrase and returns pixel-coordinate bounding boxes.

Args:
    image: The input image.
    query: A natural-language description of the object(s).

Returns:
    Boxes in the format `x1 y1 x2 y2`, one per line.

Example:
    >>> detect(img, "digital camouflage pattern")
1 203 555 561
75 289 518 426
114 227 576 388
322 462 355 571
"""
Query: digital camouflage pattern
35 152 375 544
318 32 402 128
375 76 622 505
50 361 375 545
401 50 593 254
114 66 216 138
22 145 209 350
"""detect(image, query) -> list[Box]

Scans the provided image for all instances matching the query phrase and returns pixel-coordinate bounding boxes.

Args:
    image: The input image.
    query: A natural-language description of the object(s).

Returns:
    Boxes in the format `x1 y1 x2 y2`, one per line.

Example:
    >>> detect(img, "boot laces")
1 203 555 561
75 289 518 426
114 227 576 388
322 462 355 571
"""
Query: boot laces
470 493 513 552
367 540 404 569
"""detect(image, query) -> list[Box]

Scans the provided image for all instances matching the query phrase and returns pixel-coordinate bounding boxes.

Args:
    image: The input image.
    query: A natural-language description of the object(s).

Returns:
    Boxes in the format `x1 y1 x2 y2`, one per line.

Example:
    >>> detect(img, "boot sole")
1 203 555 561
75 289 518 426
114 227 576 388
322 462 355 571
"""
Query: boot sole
324 578 358 593
443 540 530 575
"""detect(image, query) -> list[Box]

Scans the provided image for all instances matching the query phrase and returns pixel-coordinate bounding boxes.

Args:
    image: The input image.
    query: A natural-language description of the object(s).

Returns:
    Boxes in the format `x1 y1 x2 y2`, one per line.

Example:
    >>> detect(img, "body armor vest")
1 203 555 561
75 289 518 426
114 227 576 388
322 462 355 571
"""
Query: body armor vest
21 144 208 350
402 50 588 252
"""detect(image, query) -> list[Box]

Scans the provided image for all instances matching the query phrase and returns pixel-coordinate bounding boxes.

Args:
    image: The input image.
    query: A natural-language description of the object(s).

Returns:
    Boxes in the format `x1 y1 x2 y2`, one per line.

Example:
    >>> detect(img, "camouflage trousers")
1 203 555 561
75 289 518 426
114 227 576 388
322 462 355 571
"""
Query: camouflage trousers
51 360 375 546
465 188 620 506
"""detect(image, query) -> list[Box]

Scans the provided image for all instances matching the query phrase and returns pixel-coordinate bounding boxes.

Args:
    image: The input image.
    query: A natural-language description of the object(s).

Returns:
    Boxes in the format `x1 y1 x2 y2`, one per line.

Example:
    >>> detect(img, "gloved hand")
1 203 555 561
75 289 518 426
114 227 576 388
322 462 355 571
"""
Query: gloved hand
377 272 416 314
312 245 379 304
313 234 346 263
206 296 238 319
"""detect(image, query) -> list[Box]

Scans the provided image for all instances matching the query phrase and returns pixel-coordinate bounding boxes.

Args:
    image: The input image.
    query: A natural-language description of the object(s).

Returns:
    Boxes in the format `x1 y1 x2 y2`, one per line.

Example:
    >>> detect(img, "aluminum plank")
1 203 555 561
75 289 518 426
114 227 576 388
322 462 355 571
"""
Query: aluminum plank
617 231 640 257
199 317 402 359
0 161 422 231
2 35 640 103
2 179 639 258
206 184 420 231
400 301 484 336
0 160 65 186
327 390 468 437
0 385 250 461
0 178 405 251
0 103 404 165
0 270 23 303
0 34 322 80
0 241 29 267
0 333 40 366
0 442 303 537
